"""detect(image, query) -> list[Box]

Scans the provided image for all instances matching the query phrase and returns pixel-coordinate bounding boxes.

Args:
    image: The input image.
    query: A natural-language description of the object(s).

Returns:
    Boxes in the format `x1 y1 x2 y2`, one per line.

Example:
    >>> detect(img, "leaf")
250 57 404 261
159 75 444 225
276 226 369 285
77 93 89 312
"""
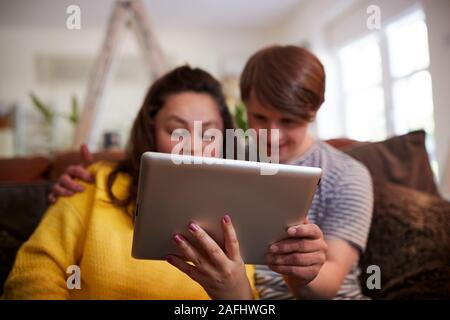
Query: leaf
234 102 248 131
68 94 79 125
29 92 54 123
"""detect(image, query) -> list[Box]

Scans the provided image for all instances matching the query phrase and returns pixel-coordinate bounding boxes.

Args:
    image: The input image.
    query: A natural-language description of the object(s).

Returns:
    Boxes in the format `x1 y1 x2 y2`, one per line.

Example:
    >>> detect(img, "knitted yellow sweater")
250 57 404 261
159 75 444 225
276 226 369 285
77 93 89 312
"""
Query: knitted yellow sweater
3 161 256 299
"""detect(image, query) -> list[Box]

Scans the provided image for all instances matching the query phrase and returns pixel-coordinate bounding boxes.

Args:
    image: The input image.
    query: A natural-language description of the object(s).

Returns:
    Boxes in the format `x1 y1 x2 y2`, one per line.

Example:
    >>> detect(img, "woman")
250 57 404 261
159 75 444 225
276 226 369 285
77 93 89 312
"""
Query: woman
4 65 326 299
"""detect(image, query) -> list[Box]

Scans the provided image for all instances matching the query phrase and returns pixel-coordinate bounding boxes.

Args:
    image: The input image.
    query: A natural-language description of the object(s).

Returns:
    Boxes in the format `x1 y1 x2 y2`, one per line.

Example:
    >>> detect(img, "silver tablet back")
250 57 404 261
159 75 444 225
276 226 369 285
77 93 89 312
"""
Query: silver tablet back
132 152 322 264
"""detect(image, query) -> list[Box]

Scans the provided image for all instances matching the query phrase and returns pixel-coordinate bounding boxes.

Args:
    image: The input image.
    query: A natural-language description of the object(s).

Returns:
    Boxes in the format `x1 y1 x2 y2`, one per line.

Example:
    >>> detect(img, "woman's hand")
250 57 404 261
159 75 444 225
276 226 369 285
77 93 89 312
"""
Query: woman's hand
48 144 95 203
266 218 327 296
166 214 253 300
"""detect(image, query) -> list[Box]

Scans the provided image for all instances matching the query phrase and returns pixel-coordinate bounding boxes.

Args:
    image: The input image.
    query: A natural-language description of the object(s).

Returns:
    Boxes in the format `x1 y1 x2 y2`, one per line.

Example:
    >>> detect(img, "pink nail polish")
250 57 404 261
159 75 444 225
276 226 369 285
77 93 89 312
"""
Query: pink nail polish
173 234 183 244
188 223 199 232
223 214 231 224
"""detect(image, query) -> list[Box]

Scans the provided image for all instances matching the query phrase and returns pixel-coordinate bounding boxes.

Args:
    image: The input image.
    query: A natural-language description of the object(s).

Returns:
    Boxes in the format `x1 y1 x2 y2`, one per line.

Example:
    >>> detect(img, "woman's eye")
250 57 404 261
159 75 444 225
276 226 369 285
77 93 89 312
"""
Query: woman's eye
167 127 186 136
203 133 215 140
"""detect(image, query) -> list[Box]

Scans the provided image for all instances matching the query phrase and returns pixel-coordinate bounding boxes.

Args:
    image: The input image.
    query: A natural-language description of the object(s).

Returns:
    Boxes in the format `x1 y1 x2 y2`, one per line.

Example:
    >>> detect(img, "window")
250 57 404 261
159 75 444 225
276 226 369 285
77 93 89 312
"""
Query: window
337 8 437 173
338 35 386 141
386 10 436 173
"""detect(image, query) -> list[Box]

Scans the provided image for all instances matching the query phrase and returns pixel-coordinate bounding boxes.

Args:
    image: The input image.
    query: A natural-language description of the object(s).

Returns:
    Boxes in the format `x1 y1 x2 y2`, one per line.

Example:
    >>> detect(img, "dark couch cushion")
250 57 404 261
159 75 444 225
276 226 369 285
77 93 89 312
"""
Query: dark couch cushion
343 130 439 197
0 181 52 295
358 181 450 299
0 181 52 240
380 261 450 299
0 230 23 296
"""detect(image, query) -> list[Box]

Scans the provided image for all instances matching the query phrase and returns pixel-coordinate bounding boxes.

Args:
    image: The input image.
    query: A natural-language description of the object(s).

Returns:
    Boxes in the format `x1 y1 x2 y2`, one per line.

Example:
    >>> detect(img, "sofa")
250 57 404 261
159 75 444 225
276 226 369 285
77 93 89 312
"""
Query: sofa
0 130 449 298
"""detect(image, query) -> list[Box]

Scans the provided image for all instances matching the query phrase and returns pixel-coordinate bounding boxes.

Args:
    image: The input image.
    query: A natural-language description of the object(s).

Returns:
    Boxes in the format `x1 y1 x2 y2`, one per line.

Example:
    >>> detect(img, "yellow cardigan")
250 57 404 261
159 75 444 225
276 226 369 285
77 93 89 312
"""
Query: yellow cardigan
3 161 257 299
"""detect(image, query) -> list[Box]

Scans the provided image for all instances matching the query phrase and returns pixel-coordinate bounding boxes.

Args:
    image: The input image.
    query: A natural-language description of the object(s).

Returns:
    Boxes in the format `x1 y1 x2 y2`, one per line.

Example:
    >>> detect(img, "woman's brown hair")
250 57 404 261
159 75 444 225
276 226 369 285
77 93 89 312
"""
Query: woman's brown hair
106 65 234 210
240 45 325 122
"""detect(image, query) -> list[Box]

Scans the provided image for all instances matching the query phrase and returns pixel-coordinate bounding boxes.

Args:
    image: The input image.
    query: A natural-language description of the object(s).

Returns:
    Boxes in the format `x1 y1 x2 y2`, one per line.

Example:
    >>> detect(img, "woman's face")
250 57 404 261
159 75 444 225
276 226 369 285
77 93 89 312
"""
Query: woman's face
153 92 224 156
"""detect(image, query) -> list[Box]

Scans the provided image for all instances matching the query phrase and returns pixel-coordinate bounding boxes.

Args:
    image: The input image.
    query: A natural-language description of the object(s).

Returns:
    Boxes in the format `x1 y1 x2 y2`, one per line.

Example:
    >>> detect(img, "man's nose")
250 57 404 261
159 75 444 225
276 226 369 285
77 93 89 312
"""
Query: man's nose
267 123 283 143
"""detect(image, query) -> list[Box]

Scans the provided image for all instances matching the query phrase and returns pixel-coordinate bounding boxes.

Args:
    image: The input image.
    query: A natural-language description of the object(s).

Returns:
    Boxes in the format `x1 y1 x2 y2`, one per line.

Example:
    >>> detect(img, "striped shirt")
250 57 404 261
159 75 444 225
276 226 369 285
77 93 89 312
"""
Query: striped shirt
255 140 374 300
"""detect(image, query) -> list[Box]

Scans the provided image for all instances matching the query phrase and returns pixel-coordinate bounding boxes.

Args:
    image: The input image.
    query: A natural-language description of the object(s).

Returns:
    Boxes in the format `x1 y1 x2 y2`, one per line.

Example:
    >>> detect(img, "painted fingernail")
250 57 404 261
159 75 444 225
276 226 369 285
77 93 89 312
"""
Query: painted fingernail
165 255 173 262
223 214 231 224
270 244 278 253
173 234 183 244
188 223 199 232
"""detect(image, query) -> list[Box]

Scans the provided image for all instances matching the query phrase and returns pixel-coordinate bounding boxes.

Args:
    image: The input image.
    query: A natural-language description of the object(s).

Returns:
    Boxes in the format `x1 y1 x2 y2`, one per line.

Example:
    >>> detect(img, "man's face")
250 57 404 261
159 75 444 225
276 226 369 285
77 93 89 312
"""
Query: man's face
246 93 311 164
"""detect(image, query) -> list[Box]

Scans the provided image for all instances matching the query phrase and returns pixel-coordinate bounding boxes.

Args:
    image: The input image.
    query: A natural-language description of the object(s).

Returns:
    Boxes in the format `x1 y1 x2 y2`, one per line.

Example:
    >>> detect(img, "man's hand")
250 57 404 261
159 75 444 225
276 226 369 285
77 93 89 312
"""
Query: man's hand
266 218 328 296
48 144 95 203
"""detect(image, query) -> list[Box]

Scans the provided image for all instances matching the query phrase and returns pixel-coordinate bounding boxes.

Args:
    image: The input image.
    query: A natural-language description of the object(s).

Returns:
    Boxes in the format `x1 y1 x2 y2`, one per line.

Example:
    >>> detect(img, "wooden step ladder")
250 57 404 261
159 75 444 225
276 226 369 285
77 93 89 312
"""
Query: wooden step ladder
74 0 166 149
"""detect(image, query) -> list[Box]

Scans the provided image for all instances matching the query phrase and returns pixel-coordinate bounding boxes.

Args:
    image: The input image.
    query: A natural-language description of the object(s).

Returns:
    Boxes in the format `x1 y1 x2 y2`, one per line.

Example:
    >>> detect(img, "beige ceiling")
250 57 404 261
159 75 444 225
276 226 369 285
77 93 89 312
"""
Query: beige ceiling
0 0 305 32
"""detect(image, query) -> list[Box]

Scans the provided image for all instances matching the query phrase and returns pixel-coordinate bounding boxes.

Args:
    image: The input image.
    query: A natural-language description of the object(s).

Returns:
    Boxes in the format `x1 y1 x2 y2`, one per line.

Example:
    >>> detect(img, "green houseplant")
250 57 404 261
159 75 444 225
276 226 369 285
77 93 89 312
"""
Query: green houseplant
29 92 79 126
29 92 80 153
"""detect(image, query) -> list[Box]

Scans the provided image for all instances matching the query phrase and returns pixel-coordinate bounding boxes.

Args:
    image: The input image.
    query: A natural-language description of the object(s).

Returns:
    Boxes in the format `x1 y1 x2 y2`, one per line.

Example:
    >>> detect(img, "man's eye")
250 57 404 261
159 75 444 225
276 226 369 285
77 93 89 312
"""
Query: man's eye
254 115 266 121
281 119 297 126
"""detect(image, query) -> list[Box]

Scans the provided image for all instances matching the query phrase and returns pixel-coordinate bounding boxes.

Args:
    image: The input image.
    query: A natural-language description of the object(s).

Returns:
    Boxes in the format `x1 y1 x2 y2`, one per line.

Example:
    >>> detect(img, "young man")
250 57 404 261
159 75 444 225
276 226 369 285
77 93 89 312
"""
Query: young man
49 46 373 299
241 45 373 299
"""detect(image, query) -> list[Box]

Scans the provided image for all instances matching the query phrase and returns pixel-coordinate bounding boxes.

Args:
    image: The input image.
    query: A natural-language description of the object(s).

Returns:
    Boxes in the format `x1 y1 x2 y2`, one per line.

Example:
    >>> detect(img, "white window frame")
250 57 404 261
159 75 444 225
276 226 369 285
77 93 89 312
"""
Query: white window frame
334 4 432 140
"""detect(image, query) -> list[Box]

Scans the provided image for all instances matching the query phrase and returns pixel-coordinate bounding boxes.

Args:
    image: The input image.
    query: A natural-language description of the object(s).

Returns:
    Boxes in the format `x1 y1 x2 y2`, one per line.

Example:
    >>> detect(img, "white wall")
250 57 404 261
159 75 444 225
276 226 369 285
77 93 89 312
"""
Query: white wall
263 0 360 139
1 0 448 192
0 24 271 154
269 0 450 193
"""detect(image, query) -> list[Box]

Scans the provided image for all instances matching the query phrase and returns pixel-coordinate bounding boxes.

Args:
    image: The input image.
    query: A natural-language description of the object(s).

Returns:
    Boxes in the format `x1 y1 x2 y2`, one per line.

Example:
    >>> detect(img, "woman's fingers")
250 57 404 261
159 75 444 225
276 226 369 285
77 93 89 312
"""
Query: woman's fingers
269 238 326 254
59 173 84 192
221 215 240 261
187 222 229 267
166 254 202 283
168 218 251 299
172 234 204 268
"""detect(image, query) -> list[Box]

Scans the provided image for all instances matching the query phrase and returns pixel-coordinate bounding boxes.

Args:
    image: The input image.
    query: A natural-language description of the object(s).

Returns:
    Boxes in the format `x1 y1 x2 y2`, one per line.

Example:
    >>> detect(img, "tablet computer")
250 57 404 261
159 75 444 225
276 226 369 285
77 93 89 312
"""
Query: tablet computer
132 152 322 264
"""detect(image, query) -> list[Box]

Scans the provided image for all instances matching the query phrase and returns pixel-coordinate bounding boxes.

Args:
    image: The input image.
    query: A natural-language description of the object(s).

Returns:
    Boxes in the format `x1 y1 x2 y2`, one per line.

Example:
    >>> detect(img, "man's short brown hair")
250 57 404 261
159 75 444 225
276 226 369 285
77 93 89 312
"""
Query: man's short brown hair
240 45 325 122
